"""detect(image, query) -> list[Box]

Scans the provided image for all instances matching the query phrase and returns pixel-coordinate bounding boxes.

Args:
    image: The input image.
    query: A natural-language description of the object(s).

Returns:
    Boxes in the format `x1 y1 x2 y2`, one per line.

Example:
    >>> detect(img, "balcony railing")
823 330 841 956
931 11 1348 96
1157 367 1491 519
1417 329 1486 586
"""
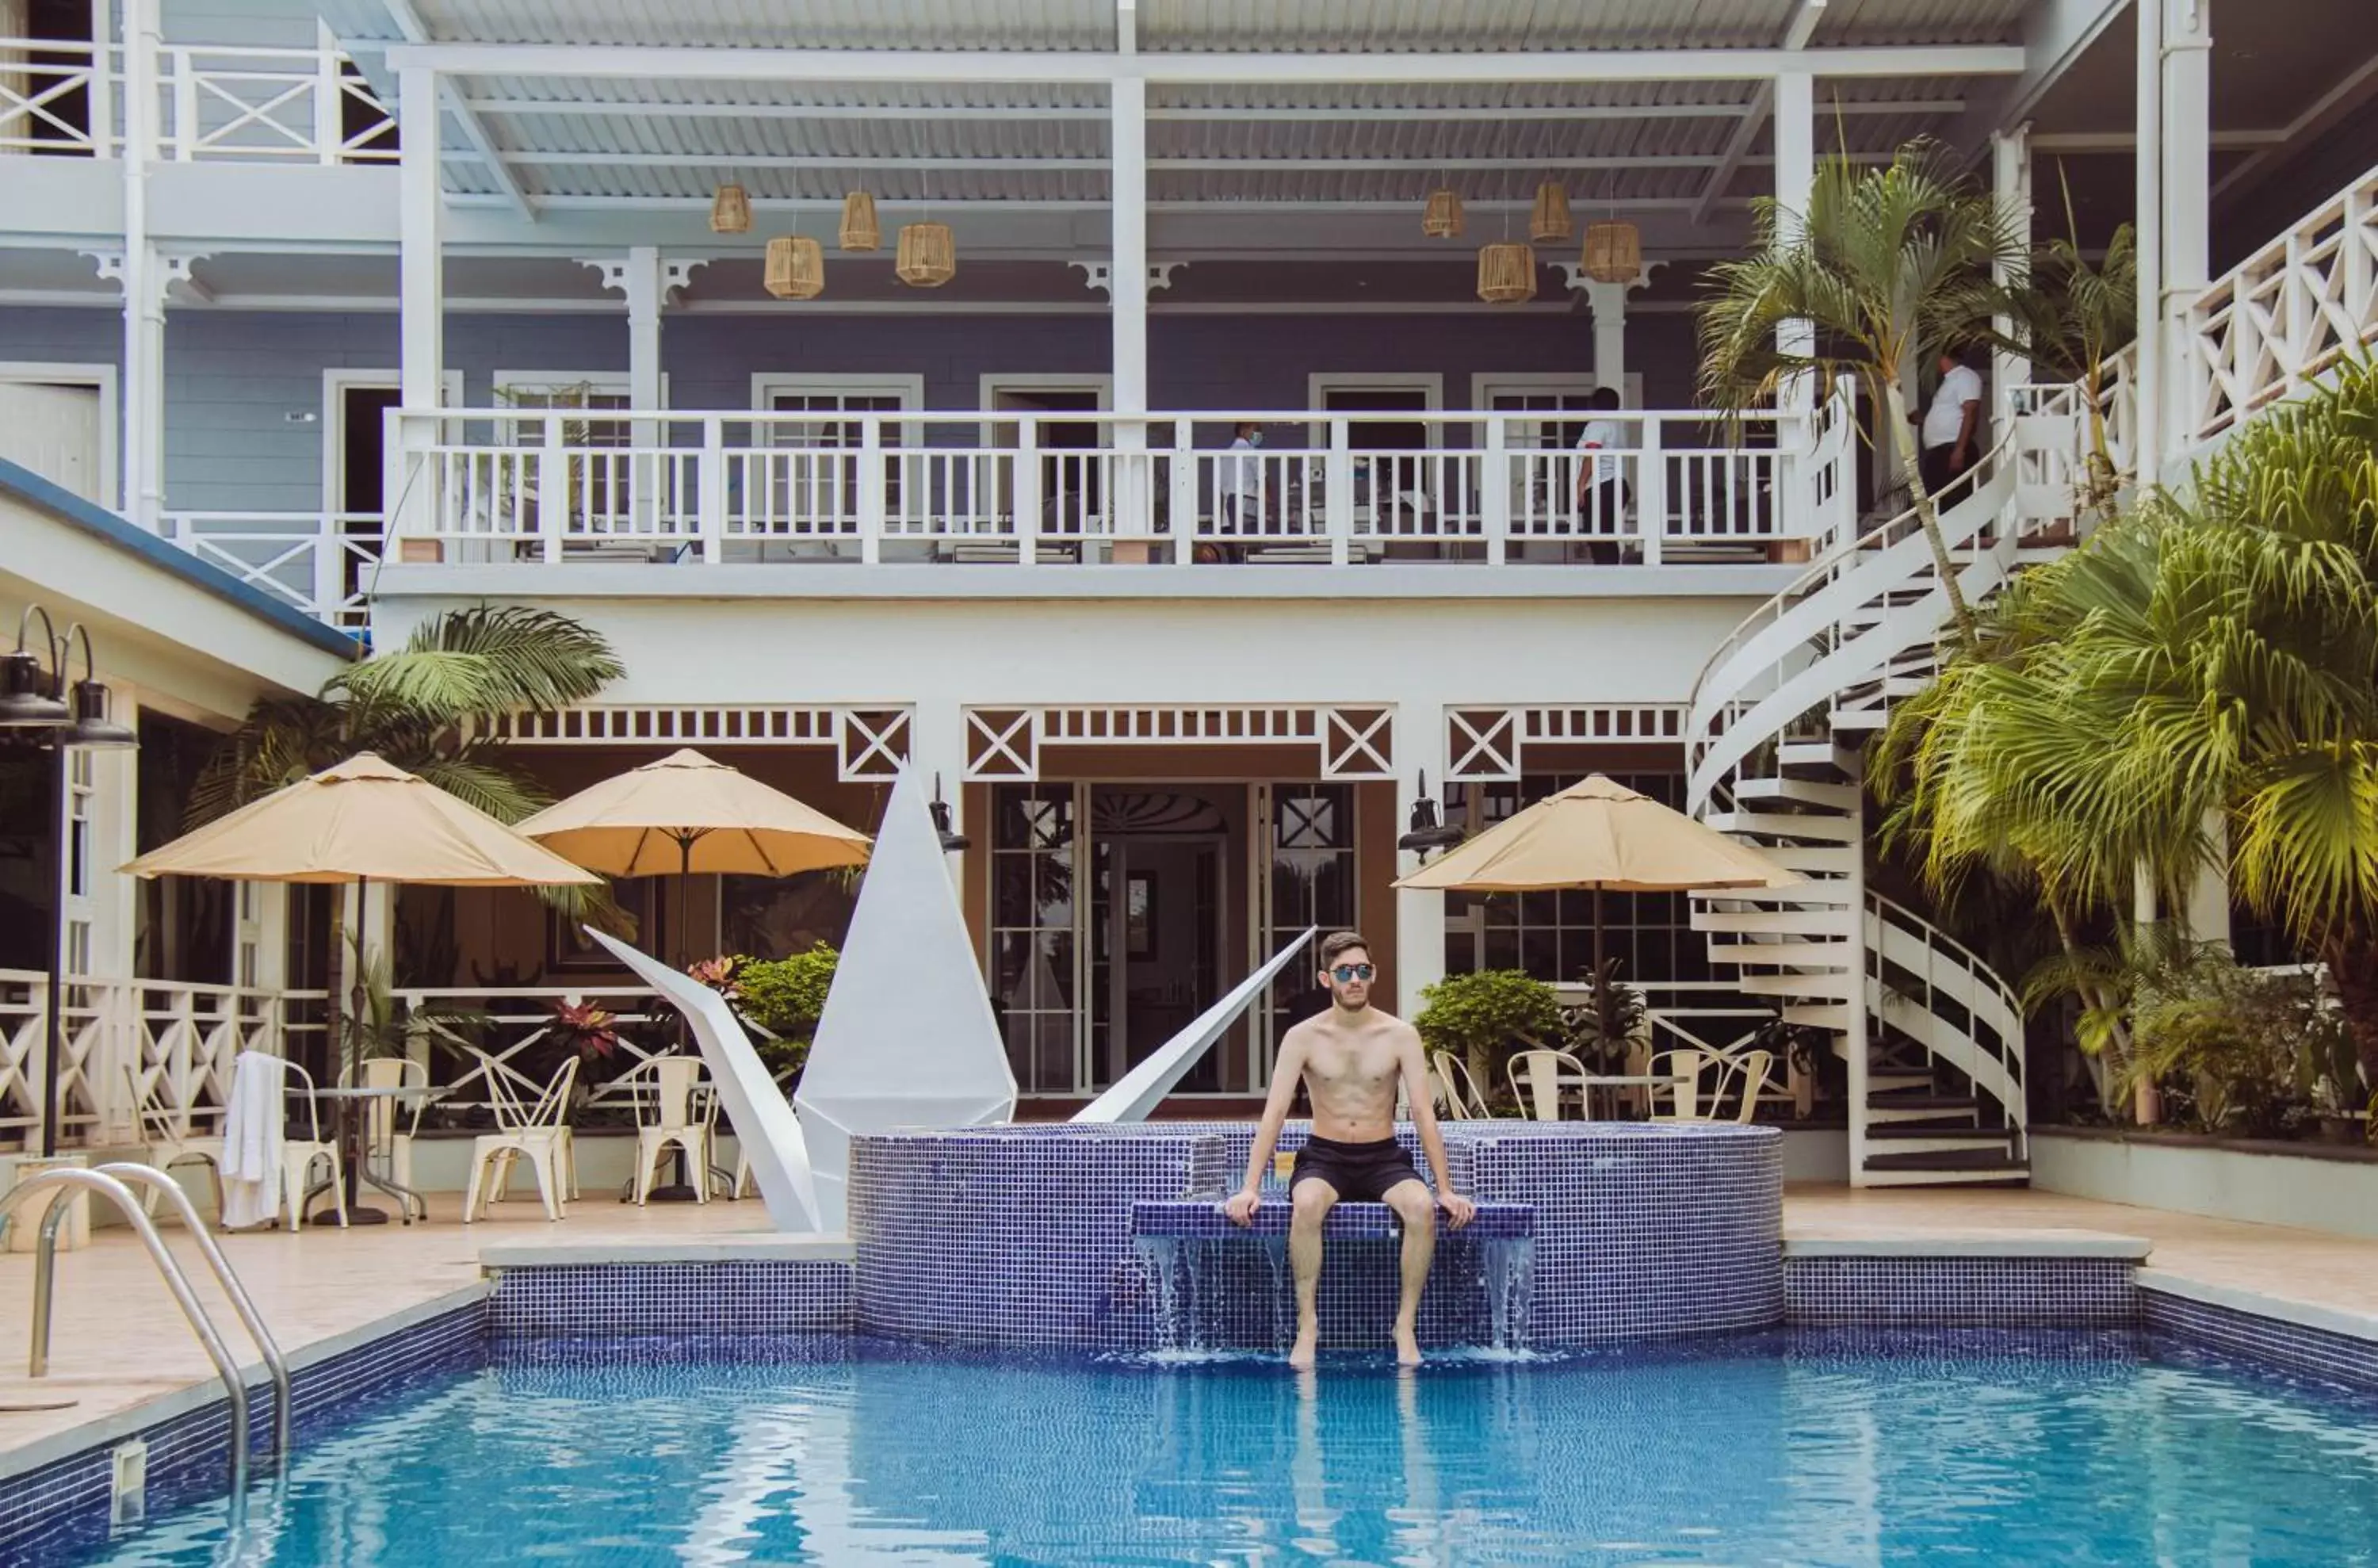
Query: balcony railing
386 400 1856 572
0 39 393 163
162 511 381 629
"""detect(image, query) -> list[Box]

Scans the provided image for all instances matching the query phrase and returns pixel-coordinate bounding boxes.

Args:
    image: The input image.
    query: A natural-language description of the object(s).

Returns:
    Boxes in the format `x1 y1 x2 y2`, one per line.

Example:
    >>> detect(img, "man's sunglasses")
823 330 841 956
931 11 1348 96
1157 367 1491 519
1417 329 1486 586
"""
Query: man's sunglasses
1329 963 1375 982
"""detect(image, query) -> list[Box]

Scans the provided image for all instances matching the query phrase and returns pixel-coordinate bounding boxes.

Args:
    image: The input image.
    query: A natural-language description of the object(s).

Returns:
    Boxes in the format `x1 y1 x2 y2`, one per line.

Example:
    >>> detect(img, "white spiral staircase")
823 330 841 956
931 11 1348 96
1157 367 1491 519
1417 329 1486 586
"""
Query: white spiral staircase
1684 401 2085 1185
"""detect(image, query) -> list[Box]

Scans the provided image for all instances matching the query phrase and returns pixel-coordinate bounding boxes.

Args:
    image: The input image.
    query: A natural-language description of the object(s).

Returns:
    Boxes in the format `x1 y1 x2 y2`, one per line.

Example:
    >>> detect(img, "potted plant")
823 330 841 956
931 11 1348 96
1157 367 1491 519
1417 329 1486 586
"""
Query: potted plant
1415 969 1563 1111
1562 958 1649 1074
692 943 839 1088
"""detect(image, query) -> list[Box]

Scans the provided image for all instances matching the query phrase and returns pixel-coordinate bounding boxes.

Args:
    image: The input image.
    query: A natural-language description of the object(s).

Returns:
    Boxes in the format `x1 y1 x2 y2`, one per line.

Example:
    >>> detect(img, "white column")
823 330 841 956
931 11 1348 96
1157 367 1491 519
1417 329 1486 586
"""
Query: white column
622 245 664 411
2133 0 2163 485
1392 703 1447 1021
1584 281 1628 400
398 66 445 411
907 699 967 886
2185 810 2231 947
1772 70 1816 410
1991 124 2032 424
119 0 161 529
2158 0 2212 461
1109 75 1149 419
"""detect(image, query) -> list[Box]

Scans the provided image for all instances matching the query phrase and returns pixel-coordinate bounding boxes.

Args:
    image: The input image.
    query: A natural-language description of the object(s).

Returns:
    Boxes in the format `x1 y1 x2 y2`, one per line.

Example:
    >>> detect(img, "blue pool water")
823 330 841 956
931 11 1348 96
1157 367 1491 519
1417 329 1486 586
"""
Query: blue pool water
67 1331 2378 1566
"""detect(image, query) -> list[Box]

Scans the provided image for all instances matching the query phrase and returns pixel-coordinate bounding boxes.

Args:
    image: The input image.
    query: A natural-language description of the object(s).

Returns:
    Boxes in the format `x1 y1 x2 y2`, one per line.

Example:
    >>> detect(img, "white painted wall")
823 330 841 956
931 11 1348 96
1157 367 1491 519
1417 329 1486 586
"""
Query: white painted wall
368 591 1761 712
2032 1130 2378 1241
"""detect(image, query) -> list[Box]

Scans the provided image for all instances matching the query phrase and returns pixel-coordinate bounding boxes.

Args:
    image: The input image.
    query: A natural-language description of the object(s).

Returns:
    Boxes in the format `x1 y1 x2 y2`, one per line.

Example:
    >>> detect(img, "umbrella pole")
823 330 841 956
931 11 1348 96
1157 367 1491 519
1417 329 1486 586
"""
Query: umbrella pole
650 829 702 1202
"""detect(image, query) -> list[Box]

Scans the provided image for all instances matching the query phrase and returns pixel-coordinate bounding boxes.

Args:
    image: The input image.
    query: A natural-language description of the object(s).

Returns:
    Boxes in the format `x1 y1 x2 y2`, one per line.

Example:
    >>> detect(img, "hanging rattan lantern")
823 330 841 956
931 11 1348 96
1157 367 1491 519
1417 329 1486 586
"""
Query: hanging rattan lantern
1581 219 1642 284
1477 243 1537 305
1421 188 1465 239
839 190 881 251
709 184 751 234
1529 182 1572 243
895 222 957 287
763 235 825 300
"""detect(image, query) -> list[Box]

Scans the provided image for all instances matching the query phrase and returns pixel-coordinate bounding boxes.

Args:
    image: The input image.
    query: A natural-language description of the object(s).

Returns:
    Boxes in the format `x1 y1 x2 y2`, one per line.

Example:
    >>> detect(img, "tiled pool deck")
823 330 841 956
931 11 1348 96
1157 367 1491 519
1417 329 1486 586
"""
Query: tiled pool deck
4 1180 2376 1481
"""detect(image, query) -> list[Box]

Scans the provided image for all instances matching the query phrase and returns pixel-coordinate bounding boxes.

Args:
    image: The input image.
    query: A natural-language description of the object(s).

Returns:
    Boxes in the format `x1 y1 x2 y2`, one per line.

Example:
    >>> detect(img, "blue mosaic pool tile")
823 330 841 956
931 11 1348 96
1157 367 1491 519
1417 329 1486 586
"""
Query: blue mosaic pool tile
2143 1287 2378 1394
1129 1198 1535 1241
0 1298 485 1568
1784 1256 2139 1328
486 1260 853 1337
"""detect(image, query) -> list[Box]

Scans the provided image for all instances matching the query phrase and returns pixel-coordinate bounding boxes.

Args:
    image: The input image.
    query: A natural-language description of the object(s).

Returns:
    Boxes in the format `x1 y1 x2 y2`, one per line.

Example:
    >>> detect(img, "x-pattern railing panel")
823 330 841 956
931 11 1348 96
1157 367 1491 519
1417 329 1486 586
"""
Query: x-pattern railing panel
0 43 101 153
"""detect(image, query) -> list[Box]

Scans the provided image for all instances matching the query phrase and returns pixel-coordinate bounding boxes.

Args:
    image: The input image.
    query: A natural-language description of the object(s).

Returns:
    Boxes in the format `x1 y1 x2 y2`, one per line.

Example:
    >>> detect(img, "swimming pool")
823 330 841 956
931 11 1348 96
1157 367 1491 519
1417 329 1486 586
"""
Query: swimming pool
63 1330 2378 1566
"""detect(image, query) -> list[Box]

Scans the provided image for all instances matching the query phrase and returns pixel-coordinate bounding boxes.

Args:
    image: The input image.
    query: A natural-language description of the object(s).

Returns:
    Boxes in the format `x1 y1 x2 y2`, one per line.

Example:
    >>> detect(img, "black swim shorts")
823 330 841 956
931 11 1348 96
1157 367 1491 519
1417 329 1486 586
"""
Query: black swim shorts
1290 1134 1422 1203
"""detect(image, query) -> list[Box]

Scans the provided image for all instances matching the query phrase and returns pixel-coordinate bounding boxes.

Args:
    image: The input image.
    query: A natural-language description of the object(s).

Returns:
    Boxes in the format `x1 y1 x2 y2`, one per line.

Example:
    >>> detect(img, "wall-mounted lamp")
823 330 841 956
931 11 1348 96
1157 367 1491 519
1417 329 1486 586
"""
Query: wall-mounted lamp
930 773 971 854
1396 771 1465 859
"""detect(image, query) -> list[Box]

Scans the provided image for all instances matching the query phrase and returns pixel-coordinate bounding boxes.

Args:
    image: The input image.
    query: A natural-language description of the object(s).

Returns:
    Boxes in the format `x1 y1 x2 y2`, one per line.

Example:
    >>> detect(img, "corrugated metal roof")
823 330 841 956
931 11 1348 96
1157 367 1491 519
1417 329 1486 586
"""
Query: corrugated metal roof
405 0 1117 49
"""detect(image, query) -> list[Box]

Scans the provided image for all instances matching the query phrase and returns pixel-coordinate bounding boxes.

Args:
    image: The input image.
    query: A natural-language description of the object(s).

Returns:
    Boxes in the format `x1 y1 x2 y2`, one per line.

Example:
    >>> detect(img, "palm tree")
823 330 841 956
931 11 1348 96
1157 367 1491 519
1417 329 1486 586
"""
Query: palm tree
191 605 622 824
190 606 629 980
1697 139 2029 644
2007 166 2138 514
1875 358 2378 1092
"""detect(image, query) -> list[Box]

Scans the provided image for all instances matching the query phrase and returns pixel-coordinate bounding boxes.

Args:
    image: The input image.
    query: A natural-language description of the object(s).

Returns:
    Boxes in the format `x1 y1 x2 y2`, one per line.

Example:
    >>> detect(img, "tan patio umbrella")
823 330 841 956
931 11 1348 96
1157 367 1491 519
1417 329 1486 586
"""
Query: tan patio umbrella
513 748 872 964
1394 774 1800 974
122 753 599 1219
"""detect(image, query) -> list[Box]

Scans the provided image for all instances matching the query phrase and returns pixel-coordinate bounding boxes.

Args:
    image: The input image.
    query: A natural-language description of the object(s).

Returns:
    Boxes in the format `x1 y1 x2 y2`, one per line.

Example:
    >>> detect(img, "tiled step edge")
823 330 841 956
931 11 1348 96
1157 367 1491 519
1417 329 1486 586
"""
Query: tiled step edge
2139 1269 2378 1393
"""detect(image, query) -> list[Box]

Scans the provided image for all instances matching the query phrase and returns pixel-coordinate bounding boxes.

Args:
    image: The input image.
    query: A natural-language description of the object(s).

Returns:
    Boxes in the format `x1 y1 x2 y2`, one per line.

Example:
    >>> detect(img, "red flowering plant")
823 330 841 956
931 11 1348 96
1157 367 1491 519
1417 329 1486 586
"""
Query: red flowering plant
686 954 746 1001
549 998 623 1062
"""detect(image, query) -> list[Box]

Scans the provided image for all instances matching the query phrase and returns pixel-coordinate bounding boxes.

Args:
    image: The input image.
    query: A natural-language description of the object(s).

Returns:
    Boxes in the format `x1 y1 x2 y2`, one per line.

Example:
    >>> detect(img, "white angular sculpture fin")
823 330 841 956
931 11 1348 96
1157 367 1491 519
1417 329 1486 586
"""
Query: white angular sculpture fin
797 767 1017 1229
589 929 822 1233
1074 927 1317 1125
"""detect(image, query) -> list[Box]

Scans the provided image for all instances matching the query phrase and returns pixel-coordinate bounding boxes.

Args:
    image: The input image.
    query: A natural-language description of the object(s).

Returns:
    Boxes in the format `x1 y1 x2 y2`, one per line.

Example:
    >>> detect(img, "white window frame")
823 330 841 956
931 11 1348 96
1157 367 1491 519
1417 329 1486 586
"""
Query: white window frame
1306 372 1443 412
0 361 120 509
750 373 925 413
1470 371 1644 411
976 373 1113 449
322 366 462 526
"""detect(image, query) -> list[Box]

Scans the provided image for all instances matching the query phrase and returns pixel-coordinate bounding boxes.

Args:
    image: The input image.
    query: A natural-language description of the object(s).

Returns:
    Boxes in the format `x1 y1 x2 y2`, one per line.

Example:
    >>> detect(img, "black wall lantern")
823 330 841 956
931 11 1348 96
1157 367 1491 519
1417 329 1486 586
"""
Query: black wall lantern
1396 771 1465 859
930 773 971 855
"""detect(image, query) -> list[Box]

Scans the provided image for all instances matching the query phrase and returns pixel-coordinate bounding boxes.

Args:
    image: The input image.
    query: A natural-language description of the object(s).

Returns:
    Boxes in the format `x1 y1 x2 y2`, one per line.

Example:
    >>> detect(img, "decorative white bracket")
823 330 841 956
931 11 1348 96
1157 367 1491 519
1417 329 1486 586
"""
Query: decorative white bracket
1555 259 1661 294
1069 259 1185 296
577 254 709 304
82 250 212 306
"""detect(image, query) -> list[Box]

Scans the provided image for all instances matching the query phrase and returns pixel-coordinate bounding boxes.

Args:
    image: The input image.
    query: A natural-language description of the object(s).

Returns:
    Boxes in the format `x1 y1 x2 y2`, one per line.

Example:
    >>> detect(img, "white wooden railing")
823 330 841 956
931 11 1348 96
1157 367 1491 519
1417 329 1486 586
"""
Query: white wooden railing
387 401 1850 570
161 511 380 629
0 970 316 1153
0 39 392 162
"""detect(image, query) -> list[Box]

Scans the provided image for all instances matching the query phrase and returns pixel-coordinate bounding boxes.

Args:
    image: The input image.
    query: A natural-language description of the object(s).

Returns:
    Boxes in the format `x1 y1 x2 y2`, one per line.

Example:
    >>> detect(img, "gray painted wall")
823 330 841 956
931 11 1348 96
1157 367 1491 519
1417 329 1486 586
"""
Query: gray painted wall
0 304 1703 516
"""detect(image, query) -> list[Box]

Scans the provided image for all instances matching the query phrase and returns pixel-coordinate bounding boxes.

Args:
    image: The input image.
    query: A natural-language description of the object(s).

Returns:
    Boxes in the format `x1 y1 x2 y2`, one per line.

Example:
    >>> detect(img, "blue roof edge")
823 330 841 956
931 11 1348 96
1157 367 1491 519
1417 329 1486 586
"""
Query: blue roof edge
0 457 360 660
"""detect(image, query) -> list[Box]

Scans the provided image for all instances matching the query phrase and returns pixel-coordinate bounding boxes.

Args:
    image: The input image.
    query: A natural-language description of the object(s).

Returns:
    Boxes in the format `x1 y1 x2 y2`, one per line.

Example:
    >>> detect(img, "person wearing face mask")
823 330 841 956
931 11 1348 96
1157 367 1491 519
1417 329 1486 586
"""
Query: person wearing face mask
1226 419 1266 535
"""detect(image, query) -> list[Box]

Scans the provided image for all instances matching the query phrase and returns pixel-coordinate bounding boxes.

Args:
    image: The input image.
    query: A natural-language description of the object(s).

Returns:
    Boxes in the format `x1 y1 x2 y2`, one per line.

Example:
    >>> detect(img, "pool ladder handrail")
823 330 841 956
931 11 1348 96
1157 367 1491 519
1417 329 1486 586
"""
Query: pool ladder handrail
0 1164 292 1507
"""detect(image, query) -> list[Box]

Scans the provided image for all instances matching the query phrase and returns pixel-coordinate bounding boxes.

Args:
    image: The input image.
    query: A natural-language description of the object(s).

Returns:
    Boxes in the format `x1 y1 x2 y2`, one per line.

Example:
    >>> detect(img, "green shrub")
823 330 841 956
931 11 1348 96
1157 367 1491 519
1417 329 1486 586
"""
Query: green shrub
1416 969 1562 1105
734 943 839 1081
2131 958 2331 1137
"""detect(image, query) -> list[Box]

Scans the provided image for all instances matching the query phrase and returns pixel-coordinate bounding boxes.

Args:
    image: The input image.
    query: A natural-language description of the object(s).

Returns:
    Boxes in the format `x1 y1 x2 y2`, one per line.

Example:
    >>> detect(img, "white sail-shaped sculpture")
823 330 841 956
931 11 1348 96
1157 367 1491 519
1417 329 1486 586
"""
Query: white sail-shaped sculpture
1073 928 1317 1124
589 929 822 1232
797 767 1017 1228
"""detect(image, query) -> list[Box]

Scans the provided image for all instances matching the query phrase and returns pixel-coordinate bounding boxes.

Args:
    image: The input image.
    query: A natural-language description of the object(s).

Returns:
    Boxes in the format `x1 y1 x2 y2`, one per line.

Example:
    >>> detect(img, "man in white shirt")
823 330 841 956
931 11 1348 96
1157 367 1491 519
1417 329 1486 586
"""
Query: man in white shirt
1573 385 1628 563
1225 420 1265 533
1917 349 1984 503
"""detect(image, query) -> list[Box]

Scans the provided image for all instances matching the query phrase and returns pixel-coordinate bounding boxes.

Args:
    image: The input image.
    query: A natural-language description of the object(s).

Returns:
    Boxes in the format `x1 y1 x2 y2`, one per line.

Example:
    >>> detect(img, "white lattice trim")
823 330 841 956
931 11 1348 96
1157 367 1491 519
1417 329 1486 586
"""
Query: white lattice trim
489 705 912 780
1445 705 1687 780
963 704 1397 782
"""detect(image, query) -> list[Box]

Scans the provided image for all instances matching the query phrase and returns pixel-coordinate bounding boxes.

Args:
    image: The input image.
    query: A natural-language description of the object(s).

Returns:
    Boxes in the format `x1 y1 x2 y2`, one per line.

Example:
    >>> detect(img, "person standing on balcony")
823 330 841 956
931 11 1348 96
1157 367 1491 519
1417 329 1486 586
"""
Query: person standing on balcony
1225 420 1265 534
1225 931 1476 1367
1918 348 1985 505
1573 386 1629 564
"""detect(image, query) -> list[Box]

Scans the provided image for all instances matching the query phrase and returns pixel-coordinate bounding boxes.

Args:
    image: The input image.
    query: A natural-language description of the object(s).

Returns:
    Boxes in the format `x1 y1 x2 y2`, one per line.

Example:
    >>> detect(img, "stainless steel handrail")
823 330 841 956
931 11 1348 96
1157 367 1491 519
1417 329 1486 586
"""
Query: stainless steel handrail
94 1162 293 1464
0 1168 256 1513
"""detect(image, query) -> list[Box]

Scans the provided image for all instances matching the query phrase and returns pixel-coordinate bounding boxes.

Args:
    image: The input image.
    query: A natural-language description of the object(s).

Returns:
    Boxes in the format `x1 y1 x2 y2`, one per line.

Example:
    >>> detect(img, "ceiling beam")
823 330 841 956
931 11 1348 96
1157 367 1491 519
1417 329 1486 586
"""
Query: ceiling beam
2208 54 2378 206
1938 0 2129 168
453 98 1971 123
2031 129 2289 153
383 43 2028 86
478 151 1840 172
376 0 533 221
1688 0 1829 228
1781 0 1829 52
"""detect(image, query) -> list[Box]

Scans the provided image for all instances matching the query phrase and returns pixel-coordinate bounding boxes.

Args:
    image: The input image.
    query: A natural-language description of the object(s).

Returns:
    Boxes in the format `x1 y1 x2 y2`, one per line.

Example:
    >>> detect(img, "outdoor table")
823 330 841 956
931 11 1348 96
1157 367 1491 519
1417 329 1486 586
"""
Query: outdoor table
304 1083 449 1226
1572 1073 1691 1121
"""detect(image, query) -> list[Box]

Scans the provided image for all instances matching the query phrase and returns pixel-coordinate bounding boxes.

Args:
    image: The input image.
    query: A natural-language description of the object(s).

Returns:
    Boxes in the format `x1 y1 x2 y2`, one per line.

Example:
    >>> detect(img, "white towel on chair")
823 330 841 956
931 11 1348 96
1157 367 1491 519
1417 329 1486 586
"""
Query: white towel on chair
220 1050 288 1229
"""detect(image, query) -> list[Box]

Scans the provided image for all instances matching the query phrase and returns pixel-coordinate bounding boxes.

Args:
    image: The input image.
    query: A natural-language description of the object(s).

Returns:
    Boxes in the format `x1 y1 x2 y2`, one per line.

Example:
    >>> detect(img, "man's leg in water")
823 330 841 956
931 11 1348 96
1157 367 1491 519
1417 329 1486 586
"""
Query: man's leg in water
1382 1179 1437 1366
1288 1177 1338 1367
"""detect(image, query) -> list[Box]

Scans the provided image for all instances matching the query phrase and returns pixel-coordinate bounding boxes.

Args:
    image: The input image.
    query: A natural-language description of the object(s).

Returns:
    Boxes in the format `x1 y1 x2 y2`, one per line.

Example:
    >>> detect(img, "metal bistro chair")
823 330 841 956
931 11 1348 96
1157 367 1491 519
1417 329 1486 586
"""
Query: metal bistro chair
619 1054 715 1206
339 1054 430 1221
462 1054 579 1222
1649 1047 1777 1125
279 1060 347 1230
1429 1050 1485 1120
123 1064 227 1219
1507 1047 1592 1122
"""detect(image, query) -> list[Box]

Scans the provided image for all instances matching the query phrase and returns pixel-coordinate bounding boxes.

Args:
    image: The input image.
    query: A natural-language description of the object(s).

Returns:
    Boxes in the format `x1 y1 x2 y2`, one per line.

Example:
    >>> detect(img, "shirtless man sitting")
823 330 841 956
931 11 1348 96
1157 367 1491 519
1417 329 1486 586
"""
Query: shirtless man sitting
1225 931 1475 1367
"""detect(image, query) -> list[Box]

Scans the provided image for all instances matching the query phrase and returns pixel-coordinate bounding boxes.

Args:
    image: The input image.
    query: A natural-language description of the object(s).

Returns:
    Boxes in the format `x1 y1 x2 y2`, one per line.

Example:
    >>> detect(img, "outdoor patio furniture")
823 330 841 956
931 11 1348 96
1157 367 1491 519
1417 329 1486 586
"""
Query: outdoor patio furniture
462 1055 579 1222
1508 1047 1592 1122
279 1061 347 1231
1648 1047 1776 1124
123 1065 225 1219
621 1054 713 1206
338 1056 432 1221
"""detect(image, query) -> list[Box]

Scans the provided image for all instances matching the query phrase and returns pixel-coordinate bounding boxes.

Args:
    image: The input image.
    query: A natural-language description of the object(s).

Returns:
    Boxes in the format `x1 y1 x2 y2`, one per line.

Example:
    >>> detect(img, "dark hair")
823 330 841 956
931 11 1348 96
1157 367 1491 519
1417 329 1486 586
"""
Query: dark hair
1319 931 1371 968
1590 385 1623 411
